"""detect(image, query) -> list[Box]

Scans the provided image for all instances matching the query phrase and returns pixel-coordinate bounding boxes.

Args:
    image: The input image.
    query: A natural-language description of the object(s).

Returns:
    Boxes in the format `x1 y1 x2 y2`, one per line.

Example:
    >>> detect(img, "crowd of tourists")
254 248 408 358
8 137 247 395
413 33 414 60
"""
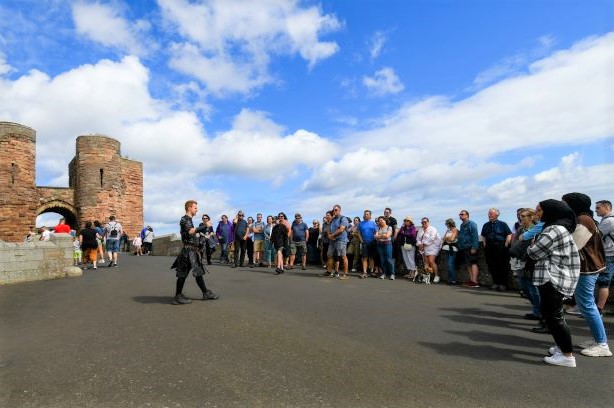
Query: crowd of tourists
189 194 613 368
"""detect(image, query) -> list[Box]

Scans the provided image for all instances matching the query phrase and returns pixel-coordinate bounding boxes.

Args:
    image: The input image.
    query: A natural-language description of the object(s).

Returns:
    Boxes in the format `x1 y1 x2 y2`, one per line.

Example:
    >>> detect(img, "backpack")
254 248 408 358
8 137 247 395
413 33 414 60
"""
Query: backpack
109 222 119 238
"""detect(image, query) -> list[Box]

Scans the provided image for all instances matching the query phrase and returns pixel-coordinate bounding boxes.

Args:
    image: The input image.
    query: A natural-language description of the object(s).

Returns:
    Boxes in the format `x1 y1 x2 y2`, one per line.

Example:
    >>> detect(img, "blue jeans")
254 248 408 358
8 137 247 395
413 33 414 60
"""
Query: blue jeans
377 243 394 277
575 273 608 344
219 242 229 262
519 276 541 317
446 250 457 282
264 239 275 264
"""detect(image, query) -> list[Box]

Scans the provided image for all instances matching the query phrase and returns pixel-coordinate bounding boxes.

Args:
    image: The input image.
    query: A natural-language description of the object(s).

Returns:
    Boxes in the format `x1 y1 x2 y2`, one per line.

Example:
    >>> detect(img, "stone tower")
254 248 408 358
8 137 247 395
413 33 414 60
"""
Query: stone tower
0 121 143 242
69 135 144 237
0 122 38 241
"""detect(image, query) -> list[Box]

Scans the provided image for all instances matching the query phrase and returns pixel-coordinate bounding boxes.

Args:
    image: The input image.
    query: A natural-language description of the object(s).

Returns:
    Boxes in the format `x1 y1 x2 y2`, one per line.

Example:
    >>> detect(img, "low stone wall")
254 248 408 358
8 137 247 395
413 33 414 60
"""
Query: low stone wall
0 234 82 285
151 233 182 257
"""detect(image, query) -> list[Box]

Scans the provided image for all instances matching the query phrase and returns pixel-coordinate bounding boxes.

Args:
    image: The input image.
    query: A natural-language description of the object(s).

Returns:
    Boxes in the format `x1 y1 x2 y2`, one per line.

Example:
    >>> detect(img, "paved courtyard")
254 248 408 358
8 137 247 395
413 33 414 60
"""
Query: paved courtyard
1 255 613 407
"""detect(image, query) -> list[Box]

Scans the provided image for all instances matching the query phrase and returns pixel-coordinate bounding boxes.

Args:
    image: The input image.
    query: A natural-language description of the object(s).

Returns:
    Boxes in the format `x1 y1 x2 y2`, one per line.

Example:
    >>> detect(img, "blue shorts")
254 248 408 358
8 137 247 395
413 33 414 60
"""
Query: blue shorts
106 239 120 253
596 256 614 288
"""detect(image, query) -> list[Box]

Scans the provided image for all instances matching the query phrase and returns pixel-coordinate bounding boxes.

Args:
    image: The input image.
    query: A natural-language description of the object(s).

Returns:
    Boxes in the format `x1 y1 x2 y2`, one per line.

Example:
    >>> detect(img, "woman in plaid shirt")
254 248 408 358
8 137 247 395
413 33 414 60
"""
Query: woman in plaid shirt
527 199 580 367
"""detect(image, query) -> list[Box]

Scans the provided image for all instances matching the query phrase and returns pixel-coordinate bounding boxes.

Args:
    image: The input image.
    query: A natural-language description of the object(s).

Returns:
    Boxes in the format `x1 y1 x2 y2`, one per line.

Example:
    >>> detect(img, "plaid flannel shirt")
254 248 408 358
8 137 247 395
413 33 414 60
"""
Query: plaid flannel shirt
527 225 580 296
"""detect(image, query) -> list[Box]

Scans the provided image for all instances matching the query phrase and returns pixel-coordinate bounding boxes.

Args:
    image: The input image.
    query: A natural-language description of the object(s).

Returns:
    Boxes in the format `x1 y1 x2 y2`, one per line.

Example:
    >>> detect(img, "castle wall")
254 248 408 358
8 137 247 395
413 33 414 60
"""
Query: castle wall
0 234 81 285
0 122 38 242
118 158 144 239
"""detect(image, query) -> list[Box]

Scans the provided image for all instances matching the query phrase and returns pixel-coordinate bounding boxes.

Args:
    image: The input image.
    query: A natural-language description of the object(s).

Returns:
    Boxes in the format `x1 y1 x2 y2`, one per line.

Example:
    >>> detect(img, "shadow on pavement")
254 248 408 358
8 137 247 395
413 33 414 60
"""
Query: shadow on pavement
133 295 173 304
418 340 545 365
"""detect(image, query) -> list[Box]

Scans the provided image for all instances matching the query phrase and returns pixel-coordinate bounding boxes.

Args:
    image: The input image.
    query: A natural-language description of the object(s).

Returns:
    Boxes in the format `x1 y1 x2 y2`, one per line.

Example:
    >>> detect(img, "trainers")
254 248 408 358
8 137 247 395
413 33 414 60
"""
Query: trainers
202 290 219 301
380 274 386 280
543 353 576 367
548 345 561 355
108 261 114 268
339 274 349 280
332 272 340 279
389 275 395 280
463 281 479 288
172 295 192 305
351 268 357 272
433 275 440 283
580 343 612 357
578 339 596 349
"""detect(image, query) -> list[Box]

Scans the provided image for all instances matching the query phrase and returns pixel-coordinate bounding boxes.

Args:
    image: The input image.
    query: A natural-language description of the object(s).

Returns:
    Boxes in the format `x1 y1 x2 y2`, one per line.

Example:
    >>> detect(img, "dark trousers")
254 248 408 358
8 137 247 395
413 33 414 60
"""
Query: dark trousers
485 242 510 286
539 282 573 354
234 239 246 266
246 238 254 264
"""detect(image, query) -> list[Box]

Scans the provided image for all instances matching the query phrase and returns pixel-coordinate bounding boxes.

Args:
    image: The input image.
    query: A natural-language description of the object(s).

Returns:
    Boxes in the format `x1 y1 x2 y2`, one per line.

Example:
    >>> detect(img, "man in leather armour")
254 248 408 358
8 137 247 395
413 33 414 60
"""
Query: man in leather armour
170 200 219 305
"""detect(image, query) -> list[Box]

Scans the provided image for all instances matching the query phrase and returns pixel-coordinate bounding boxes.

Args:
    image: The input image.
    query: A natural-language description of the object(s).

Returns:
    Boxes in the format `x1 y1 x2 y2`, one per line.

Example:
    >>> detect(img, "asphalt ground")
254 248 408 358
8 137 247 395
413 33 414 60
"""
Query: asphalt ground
1 255 613 408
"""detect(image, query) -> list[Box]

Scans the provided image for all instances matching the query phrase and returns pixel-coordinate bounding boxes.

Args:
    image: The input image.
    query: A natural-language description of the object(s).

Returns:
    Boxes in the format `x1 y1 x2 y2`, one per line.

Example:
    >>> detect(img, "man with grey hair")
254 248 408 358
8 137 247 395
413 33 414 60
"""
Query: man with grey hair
596 200 614 314
481 208 512 291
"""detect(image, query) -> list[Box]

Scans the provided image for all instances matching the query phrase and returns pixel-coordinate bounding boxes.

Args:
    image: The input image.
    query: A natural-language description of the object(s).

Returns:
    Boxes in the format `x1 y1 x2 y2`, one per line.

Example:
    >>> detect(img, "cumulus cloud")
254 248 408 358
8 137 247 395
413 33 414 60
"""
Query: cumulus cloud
349 33 614 158
72 1 150 55
159 0 341 95
0 55 336 229
363 67 404 96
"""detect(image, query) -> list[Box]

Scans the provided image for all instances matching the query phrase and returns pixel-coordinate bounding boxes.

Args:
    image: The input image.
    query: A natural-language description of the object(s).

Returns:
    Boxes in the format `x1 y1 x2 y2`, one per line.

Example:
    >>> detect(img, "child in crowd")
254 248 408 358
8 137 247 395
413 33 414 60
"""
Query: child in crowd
72 236 82 266
132 235 143 256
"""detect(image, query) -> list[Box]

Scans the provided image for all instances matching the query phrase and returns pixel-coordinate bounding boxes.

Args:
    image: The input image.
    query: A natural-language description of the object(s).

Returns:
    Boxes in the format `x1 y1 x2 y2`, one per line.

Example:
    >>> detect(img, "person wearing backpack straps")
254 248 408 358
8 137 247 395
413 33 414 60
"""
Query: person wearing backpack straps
595 200 614 315
104 215 123 267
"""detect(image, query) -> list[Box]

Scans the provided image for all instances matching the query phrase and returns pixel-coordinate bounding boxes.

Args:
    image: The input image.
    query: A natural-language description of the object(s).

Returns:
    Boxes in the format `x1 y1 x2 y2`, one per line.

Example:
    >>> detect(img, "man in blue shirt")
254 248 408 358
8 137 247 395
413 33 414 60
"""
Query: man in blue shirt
357 209 378 277
458 210 480 288
289 213 309 270
327 204 350 279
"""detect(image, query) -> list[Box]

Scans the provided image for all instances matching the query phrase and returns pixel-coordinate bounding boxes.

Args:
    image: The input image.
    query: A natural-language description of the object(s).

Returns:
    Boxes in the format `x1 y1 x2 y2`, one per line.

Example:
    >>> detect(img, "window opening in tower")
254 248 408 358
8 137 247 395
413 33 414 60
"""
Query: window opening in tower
100 168 104 188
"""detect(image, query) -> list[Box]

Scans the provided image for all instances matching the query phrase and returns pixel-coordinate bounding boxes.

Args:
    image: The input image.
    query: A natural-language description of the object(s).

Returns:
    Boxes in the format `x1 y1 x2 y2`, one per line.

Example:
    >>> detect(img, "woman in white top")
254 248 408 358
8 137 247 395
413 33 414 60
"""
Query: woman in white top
441 218 459 284
417 217 442 283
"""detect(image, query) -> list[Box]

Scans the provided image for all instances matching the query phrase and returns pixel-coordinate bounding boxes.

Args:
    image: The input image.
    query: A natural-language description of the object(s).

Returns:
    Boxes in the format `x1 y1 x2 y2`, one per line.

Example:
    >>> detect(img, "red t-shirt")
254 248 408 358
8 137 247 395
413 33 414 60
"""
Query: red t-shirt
54 224 71 233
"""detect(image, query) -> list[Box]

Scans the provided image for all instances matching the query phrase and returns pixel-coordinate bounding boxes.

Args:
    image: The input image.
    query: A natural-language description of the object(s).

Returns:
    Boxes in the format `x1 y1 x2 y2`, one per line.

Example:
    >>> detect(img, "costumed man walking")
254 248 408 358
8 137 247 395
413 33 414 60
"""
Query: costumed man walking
171 200 219 305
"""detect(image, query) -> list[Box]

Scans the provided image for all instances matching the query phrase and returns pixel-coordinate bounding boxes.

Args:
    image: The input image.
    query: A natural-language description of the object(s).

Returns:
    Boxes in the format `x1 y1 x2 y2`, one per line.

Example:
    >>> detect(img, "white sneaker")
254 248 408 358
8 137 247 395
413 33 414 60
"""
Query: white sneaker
351 268 357 272
389 275 395 280
543 353 576 367
577 339 595 349
581 343 612 357
380 274 386 280
548 345 561 355
433 275 440 283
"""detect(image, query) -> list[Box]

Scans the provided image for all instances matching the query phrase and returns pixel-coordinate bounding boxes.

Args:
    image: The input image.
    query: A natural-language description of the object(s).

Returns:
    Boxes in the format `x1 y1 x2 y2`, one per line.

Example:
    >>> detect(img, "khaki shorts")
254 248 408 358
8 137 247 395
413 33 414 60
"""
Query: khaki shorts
83 248 98 262
253 239 264 251
290 241 307 256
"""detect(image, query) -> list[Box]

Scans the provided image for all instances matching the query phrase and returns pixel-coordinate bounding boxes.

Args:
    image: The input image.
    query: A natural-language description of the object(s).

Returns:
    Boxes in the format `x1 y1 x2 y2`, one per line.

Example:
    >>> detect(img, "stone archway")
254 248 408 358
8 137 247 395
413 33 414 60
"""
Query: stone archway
37 201 78 231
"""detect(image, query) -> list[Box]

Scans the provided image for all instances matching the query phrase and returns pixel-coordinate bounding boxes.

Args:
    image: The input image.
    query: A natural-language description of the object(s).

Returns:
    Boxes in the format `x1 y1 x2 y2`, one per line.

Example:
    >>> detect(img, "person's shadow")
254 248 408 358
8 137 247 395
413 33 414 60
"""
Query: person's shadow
133 295 173 304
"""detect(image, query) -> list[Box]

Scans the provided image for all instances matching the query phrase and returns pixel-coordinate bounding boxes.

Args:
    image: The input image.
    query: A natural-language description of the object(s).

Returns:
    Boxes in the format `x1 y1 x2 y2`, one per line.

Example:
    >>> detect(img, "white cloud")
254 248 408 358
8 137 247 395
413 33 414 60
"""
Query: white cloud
368 31 386 60
349 33 614 159
72 2 150 55
363 67 404 96
159 0 341 95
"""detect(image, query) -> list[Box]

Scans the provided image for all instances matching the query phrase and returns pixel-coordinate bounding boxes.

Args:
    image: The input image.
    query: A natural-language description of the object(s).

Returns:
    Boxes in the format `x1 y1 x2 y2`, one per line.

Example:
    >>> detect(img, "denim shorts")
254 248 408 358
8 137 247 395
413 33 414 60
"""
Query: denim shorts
106 239 120 253
327 240 347 258
596 256 614 288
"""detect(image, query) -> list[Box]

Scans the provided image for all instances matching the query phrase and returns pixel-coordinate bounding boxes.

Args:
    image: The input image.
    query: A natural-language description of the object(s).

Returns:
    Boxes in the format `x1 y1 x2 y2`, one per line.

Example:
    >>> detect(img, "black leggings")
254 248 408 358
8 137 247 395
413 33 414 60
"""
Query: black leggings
539 282 573 353
175 275 207 296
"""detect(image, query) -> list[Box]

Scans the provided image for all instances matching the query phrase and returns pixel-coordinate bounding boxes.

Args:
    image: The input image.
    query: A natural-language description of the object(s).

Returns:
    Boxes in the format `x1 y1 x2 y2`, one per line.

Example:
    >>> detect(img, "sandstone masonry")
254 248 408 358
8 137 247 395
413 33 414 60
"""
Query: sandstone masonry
0 121 143 242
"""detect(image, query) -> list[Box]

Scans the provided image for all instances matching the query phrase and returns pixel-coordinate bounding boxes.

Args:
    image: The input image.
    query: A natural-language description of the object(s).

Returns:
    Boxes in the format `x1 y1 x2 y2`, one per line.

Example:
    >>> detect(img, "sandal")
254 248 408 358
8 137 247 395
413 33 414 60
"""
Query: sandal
360 274 368 279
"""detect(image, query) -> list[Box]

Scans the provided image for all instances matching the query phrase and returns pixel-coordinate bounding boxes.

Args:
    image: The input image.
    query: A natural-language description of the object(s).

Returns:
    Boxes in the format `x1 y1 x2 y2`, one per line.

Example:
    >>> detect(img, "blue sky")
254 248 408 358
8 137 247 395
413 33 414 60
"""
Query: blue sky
1 0 613 236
